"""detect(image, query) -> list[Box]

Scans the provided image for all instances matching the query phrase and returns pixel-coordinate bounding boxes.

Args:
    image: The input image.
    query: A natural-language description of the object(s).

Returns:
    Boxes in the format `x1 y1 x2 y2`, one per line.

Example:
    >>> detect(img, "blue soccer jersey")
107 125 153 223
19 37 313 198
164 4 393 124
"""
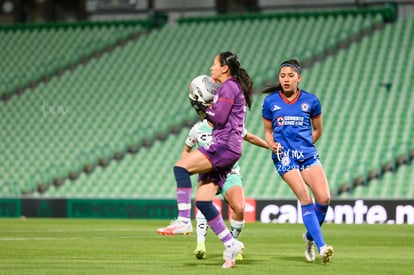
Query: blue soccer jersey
262 90 321 160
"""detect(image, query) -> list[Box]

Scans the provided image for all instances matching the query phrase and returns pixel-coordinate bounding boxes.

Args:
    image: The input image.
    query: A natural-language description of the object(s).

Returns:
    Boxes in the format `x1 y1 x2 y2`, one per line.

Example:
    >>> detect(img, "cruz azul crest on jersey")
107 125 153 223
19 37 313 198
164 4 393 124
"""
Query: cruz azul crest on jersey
301 102 309 112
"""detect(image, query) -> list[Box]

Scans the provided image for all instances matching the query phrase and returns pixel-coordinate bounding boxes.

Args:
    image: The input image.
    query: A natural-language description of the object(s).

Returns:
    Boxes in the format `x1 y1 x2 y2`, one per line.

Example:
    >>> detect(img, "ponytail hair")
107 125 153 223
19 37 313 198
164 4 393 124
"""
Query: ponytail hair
219 52 253 110
262 83 282 94
261 58 302 94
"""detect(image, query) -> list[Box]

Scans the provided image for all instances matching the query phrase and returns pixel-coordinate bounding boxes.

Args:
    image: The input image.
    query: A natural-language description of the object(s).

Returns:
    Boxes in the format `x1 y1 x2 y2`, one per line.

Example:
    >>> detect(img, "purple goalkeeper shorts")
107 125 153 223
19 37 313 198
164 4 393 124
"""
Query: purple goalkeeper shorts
198 144 241 188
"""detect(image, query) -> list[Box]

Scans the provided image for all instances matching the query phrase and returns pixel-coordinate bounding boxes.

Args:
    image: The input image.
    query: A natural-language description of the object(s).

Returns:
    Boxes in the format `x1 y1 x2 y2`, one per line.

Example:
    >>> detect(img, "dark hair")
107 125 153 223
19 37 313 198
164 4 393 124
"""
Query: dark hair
262 58 302 94
219 52 253 110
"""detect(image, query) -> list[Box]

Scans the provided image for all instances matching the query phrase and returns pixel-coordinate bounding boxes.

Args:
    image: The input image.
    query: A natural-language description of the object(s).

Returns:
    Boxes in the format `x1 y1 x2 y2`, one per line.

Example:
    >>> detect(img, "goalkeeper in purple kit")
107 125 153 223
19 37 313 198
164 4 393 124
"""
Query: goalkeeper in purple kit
157 51 254 269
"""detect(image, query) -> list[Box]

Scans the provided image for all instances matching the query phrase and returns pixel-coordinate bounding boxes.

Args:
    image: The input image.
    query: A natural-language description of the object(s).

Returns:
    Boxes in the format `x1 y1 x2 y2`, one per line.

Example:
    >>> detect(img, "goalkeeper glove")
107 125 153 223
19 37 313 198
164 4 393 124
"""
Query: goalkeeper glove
189 97 208 118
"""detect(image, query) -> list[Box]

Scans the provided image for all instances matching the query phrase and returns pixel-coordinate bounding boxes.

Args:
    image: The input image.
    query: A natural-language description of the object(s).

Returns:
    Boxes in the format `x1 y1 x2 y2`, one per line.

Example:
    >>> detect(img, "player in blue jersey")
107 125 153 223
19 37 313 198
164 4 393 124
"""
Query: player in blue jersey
261 59 334 264
157 52 254 269
183 117 269 260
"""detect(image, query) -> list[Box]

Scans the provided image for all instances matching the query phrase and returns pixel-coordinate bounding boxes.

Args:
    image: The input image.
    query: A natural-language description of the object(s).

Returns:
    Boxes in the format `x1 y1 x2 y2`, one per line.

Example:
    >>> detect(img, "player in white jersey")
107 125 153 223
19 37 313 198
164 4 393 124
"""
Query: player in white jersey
183 118 269 260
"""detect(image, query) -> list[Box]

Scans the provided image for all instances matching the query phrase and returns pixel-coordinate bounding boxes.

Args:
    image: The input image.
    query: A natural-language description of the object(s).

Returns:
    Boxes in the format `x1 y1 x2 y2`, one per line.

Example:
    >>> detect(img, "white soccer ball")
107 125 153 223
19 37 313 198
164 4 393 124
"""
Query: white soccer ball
189 75 217 104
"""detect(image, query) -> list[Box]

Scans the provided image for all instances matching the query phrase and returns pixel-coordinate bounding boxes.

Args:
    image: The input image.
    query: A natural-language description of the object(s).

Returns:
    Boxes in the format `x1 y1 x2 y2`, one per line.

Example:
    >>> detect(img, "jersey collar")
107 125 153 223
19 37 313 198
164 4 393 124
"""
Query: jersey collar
279 89 301 104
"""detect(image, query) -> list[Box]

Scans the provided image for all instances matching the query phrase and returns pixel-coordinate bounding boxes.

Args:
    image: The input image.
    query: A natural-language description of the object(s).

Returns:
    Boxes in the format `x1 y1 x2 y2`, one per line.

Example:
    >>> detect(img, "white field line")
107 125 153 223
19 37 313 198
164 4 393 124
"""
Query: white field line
0 235 148 241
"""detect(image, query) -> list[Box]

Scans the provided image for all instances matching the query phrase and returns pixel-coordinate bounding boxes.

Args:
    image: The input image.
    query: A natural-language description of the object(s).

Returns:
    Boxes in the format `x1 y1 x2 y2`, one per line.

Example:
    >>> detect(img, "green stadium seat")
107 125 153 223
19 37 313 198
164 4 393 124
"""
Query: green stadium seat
1 11 412 199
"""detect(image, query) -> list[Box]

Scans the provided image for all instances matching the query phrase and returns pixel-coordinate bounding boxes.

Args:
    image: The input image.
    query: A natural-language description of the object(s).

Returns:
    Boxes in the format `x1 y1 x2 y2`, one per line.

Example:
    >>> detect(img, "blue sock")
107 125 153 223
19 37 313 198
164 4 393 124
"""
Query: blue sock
314 202 329 224
196 201 233 246
302 203 325 252
173 166 192 188
306 202 328 241
195 201 218 221
173 166 192 219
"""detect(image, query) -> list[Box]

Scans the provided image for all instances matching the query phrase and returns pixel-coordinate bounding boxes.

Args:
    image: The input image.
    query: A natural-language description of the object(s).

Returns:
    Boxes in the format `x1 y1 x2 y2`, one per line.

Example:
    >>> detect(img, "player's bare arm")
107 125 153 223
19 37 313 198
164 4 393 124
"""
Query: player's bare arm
263 117 282 154
244 132 271 150
311 115 323 144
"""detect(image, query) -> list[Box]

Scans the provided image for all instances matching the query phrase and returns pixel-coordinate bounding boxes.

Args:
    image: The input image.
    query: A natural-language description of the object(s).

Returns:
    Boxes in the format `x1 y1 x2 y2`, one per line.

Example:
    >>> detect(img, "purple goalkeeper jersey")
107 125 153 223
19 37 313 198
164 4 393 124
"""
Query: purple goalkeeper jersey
205 77 246 155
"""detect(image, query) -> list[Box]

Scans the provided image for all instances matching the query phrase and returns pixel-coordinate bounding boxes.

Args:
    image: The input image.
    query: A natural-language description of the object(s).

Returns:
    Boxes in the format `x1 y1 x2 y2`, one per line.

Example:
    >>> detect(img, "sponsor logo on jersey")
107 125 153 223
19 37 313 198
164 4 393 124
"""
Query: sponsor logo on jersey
277 116 304 126
197 133 212 145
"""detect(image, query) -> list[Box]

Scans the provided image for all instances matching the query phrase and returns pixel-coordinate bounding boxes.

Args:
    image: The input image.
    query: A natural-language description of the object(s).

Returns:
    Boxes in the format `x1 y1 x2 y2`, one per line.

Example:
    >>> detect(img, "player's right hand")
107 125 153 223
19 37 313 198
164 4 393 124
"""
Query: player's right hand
271 142 283 155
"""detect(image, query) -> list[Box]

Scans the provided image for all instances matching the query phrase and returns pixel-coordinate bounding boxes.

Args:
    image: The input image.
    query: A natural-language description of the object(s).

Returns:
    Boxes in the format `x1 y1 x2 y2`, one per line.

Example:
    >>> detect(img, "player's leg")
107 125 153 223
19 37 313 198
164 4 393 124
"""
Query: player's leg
194 181 209 259
301 164 333 263
222 174 245 238
195 182 243 268
223 180 245 260
157 150 213 236
302 164 330 226
282 169 329 262
194 210 208 259
174 150 214 222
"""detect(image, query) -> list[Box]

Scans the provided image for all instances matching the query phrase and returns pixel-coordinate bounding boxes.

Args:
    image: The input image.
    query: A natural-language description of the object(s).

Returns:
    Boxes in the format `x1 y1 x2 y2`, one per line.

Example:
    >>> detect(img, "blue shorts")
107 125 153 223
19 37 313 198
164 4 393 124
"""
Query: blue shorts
198 144 241 188
272 154 322 176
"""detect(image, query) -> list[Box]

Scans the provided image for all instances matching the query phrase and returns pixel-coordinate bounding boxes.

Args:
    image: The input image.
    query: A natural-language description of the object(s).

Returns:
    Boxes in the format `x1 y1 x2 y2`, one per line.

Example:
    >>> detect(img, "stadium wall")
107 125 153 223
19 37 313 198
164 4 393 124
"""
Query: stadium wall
0 198 413 225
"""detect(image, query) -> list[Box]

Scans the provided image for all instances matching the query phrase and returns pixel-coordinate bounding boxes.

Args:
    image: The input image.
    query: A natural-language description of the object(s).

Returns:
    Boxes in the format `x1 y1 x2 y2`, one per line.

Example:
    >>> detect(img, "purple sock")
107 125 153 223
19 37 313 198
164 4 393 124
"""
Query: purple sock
174 166 192 219
196 201 233 247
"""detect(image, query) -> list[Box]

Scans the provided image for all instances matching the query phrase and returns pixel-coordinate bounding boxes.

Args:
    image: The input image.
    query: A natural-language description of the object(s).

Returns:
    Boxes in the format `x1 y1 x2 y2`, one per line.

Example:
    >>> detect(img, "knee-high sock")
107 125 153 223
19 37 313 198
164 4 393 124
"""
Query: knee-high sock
195 201 234 248
174 166 192 221
195 207 208 243
306 202 328 242
302 203 325 252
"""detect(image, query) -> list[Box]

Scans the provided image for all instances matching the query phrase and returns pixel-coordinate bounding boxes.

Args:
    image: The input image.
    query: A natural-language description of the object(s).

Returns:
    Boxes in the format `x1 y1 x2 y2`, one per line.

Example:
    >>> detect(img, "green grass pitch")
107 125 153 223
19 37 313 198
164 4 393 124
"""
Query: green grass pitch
0 218 413 274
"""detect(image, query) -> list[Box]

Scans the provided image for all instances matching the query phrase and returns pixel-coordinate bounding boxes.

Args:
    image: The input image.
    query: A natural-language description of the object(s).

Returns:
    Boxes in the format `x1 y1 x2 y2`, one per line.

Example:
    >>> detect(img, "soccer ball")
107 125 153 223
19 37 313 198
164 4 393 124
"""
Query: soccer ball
189 75 217 104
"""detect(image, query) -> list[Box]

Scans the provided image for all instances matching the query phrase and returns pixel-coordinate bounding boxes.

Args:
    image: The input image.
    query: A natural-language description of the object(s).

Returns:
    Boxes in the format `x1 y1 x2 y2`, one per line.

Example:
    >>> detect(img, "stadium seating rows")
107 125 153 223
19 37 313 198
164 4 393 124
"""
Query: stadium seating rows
340 164 414 198
0 22 146 99
0 8 412 199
